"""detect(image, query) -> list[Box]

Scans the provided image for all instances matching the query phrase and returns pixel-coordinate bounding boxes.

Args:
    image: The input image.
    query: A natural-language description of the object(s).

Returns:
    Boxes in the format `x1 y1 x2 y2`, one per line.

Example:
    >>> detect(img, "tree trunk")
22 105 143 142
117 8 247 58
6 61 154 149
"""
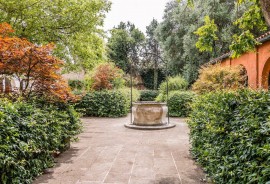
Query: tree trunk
260 0 270 26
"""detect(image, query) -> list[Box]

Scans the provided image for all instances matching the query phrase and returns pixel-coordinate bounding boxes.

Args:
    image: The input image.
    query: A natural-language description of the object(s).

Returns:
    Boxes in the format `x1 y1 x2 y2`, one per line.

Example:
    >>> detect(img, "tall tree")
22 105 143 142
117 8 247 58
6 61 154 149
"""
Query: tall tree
0 0 111 72
107 22 145 74
184 0 270 57
156 0 244 84
142 19 164 90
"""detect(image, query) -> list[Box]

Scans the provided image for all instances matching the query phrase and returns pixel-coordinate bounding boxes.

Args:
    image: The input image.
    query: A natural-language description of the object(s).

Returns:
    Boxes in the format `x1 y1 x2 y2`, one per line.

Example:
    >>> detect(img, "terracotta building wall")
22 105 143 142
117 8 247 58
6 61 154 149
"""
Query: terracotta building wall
219 40 270 89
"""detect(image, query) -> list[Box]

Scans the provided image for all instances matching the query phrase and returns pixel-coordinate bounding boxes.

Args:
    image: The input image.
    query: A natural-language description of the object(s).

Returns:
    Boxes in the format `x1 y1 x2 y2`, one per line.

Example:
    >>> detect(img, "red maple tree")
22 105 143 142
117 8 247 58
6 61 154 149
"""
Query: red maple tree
0 23 73 101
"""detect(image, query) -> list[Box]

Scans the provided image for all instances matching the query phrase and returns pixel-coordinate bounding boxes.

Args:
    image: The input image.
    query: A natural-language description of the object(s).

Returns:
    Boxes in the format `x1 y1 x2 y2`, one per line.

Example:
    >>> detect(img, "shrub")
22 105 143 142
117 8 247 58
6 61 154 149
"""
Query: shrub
189 90 270 183
167 91 195 117
139 90 158 101
159 75 188 94
68 79 84 90
88 62 125 91
118 87 140 108
0 99 82 184
192 64 247 94
156 75 188 102
75 88 140 117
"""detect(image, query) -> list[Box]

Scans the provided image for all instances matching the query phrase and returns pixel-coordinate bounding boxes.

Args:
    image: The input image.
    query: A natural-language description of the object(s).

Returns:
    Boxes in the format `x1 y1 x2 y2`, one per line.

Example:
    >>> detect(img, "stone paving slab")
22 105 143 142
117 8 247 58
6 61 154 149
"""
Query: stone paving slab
33 116 206 184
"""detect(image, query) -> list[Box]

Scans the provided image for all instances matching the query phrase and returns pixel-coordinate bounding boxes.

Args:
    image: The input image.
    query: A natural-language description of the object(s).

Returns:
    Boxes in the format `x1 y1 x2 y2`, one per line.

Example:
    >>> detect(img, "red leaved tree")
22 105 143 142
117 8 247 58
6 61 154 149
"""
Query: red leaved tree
91 63 124 91
0 23 73 101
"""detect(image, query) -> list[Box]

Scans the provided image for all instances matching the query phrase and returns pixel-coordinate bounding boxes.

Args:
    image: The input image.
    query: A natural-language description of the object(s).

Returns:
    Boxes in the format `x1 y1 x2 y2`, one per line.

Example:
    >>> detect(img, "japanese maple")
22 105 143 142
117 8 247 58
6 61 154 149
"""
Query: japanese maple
0 23 73 101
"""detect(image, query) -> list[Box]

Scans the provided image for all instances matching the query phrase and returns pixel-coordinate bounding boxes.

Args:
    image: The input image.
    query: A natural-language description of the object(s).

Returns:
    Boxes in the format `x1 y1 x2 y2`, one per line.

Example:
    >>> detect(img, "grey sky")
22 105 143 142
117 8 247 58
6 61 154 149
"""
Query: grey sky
104 0 171 33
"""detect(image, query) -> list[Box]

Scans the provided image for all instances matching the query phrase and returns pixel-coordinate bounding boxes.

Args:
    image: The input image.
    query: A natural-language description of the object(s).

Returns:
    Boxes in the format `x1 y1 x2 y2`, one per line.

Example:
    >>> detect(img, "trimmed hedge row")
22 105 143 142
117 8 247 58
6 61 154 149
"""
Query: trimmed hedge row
0 100 82 184
139 90 158 101
75 88 140 117
168 91 194 117
156 91 194 117
189 90 270 183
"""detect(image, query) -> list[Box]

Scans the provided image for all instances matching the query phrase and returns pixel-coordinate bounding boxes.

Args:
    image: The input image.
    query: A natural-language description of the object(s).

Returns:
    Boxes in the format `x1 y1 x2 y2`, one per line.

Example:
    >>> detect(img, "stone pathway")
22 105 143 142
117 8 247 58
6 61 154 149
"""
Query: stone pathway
34 116 206 184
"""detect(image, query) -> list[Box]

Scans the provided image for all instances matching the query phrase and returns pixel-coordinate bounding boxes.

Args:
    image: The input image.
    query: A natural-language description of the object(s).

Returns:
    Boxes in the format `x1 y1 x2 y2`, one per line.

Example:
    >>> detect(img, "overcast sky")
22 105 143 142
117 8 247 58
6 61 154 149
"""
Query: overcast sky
104 0 171 34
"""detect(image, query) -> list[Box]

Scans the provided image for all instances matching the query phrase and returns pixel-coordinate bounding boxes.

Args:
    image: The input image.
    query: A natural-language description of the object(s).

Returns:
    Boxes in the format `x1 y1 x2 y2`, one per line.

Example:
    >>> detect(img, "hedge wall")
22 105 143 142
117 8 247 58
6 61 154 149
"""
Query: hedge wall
168 91 194 117
75 88 140 117
0 100 82 184
189 90 270 183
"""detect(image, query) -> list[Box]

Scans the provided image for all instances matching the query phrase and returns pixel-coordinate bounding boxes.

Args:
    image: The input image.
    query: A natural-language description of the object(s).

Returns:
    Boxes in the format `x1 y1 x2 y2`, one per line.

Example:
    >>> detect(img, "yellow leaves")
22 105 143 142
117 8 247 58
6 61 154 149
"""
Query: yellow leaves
194 16 218 53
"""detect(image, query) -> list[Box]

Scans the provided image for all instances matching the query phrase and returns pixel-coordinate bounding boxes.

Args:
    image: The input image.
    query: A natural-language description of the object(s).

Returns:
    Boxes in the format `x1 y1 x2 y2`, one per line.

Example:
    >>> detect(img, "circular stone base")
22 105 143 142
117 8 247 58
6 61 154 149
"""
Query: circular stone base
124 123 176 130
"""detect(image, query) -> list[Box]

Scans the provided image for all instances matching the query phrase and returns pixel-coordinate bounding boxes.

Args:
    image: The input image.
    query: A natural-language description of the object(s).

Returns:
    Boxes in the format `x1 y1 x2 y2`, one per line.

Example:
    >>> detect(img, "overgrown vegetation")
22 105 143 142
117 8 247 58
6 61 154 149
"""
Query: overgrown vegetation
189 90 270 183
0 99 82 184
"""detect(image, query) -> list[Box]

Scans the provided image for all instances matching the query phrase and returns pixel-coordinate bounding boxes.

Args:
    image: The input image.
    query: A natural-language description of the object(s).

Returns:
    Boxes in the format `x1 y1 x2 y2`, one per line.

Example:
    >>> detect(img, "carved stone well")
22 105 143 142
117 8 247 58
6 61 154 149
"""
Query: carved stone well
125 101 175 130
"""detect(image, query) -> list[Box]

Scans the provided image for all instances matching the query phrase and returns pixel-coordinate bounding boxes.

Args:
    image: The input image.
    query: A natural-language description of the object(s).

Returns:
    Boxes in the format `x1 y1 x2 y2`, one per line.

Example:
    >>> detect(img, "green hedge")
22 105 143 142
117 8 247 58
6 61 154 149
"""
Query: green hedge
75 88 140 117
68 79 84 90
168 91 194 117
139 90 158 101
189 90 270 183
0 100 82 184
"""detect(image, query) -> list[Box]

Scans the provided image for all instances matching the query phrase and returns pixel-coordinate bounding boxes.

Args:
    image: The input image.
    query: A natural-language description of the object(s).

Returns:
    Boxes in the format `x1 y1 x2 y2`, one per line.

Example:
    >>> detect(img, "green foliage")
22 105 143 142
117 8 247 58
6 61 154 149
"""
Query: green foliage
168 91 195 117
155 76 192 117
75 88 140 117
118 88 140 107
195 16 218 52
107 22 145 73
234 4 267 31
156 0 245 84
140 69 165 90
139 90 159 101
0 0 111 72
230 30 259 58
158 76 188 96
189 90 270 183
192 0 269 59
0 99 82 184
142 19 164 90
68 80 84 90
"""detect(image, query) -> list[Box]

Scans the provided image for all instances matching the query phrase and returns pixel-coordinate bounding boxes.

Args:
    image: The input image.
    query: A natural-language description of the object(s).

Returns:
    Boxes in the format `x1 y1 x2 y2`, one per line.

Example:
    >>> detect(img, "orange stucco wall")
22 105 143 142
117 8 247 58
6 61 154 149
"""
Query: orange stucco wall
219 40 270 89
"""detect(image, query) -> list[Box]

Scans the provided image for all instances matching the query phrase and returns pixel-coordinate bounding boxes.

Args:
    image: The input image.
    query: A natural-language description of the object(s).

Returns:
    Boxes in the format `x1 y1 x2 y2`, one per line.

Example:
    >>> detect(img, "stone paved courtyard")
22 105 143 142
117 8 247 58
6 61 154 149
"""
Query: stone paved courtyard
34 116 206 184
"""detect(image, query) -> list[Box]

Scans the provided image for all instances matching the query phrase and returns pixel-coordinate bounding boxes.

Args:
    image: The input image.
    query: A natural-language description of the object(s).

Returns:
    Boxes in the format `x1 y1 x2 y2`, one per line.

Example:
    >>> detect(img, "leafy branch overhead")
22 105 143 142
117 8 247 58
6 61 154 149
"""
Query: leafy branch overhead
186 0 270 58
194 16 218 52
0 0 111 72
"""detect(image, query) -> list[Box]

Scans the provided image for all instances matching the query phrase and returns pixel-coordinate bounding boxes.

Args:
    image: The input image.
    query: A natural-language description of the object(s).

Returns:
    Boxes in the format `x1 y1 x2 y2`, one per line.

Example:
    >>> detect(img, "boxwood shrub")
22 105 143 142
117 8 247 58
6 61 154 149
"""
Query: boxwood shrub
139 90 158 101
75 88 140 117
168 91 194 117
189 90 270 183
0 99 82 184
